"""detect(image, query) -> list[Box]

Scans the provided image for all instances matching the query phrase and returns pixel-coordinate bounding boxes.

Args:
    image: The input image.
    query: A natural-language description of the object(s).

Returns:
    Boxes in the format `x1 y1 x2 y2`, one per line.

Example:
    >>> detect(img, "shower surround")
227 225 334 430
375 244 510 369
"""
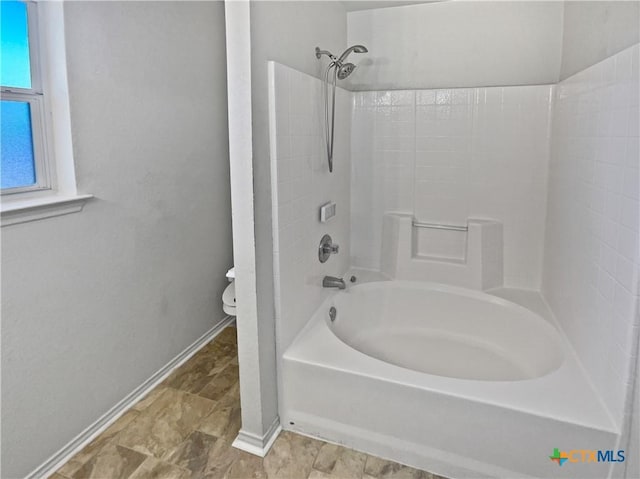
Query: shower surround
268 43 639 479
351 86 552 289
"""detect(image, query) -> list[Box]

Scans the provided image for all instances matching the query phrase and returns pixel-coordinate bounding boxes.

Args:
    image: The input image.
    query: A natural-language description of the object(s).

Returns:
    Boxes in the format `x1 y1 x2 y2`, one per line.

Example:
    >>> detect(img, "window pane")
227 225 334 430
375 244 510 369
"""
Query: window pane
1 1 32 89
1 100 36 189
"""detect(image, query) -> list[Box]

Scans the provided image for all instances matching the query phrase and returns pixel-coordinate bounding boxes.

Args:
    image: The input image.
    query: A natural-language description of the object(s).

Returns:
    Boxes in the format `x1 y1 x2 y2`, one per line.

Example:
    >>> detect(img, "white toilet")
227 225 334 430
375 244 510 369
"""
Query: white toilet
222 267 236 316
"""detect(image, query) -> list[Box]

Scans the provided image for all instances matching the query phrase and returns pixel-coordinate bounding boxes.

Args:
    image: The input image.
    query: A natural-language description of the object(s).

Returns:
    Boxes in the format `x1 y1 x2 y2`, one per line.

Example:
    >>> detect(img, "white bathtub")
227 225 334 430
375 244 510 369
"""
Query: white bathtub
281 278 619 479
330 282 563 382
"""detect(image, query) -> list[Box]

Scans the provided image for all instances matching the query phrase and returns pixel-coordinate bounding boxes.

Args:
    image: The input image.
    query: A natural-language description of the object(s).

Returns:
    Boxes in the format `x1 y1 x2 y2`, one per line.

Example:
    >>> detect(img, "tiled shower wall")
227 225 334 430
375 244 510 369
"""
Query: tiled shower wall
269 62 351 352
351 86 553 289
542 44 640 426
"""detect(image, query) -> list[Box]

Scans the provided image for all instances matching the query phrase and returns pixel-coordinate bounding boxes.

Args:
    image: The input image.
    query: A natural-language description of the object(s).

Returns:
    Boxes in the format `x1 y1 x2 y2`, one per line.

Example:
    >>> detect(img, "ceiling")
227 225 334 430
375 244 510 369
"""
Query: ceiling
341 1 442 12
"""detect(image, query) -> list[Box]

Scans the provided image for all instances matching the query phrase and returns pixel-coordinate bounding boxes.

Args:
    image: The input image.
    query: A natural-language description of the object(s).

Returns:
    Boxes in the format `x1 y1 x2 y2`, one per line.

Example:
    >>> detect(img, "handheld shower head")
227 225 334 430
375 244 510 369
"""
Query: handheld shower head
337 44 368 64
337 63 356 80
315 43 368 173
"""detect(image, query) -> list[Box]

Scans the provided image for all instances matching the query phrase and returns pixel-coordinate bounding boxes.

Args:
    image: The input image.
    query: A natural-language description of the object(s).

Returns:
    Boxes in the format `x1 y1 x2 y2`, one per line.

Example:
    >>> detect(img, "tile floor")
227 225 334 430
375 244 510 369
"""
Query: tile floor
53 326 442 479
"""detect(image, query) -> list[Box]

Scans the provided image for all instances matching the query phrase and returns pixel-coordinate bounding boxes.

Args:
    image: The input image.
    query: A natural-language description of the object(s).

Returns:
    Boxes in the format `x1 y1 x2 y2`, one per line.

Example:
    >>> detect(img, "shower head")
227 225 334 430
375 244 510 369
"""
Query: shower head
337 63 356 79
337 45 368 64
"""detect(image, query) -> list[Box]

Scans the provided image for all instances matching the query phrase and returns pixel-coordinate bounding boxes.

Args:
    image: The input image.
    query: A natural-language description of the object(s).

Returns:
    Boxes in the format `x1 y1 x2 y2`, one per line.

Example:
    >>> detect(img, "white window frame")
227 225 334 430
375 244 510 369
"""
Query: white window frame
1 1 92 226
1 1 52 195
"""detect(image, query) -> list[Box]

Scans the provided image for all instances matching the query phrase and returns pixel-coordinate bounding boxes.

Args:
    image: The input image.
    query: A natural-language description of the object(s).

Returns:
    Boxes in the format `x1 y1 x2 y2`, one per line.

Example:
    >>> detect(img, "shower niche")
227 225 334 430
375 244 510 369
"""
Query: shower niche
380 213 503 290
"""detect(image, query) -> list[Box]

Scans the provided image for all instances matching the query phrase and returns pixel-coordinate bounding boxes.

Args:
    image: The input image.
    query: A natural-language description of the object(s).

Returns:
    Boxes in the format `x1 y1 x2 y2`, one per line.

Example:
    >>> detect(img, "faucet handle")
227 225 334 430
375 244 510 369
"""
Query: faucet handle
325 243 339 254
318 234 339 263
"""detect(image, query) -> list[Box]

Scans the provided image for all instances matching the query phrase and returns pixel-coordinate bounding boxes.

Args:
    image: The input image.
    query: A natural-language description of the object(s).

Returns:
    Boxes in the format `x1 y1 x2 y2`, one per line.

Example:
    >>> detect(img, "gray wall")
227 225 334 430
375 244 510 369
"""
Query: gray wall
1 2 232 477
247 0 347 433
560 1 640 79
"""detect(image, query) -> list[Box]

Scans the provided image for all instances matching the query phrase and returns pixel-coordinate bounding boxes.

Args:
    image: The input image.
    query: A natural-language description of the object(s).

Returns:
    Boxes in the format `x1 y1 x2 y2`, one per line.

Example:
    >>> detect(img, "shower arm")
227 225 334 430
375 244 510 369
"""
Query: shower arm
315 47 337 62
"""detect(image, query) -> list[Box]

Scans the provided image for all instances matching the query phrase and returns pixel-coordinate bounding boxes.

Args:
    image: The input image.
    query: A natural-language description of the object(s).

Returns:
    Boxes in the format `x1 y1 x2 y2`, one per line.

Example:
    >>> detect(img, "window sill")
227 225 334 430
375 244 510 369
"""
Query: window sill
1 193 94 227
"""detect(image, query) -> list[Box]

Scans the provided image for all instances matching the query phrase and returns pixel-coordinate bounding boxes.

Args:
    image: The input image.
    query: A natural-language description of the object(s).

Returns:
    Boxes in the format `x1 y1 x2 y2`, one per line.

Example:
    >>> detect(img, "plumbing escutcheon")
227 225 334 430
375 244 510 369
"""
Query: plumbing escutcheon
318 234 339 263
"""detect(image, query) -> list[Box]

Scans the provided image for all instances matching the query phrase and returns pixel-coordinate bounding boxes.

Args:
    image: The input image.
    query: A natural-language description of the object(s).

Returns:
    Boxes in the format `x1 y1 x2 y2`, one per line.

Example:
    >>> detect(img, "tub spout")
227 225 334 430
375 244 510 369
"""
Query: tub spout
323 276 346 289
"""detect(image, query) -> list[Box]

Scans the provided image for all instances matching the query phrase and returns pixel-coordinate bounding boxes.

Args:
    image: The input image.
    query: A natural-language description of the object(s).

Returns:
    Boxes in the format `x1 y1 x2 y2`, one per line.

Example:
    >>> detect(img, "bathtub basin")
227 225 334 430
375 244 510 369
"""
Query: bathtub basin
329 282 564 381
281 279 618 479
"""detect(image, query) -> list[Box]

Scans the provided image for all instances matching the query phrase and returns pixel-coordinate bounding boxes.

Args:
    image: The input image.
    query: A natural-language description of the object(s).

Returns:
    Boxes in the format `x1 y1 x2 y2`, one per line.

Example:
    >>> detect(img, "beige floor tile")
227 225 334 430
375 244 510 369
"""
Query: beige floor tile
128 457 191 479
364 455 391 477
197 438 242 479
197 333 237 361
57 410 140 477
216 381 240 408
215 326 238 345
365 456 435 479
133 387 167 412
198 364 240 402
376 463 433 479
197 404 242 444
225 451 267 479
57 459 83 478
71 444 147 479
165 432 241 479
264 431 323 479
308 470 334 479
332 448 367 478
116 388 216 458
162 339 236 394
162 430 218 473
313 443 342 474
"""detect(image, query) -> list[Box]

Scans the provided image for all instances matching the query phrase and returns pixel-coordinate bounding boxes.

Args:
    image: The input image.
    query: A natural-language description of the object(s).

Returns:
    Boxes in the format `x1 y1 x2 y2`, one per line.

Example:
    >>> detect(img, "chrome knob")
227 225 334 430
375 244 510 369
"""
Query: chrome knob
324 243 339 254
318 234 340 263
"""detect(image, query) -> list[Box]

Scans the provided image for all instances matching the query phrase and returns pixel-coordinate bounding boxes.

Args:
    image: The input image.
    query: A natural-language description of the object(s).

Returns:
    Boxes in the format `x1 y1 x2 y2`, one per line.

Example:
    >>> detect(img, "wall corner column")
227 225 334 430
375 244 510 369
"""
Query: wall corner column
224 0 280 457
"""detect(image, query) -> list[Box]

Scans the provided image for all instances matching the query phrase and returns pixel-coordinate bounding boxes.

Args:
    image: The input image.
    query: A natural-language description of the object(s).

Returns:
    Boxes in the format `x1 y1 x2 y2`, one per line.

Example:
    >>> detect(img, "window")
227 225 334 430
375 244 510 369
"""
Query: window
1 0 49 194
1 1 91 225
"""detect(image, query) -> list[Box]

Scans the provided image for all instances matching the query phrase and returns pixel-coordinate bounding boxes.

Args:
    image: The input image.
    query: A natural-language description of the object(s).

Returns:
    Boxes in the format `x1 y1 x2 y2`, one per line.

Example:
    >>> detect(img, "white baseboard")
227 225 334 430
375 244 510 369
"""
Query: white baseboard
232 416 282 457
27 316 235 479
